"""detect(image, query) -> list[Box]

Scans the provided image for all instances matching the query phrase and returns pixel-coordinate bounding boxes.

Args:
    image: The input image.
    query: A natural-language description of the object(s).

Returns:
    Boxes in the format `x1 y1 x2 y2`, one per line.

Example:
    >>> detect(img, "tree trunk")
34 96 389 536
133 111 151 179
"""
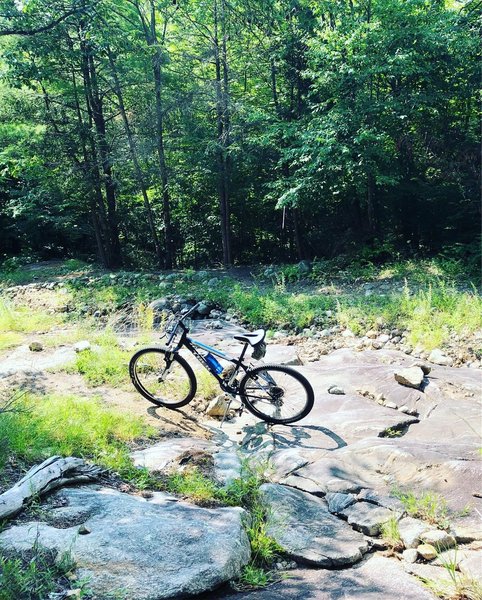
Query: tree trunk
366 173 378 234
0 456 101 521
214 0 232 267
80 35 122 268
147 1 174 269
107 49 163 267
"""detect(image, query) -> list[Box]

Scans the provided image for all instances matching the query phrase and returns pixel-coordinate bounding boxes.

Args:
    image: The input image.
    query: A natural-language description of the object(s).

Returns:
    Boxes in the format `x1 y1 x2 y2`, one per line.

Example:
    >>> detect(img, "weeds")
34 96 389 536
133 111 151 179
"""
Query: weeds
0 392 156 483
0 298 63 350
0 543 87 600
380 516 403 551
161 460 282 588
63 329 131 387
394 490 451 529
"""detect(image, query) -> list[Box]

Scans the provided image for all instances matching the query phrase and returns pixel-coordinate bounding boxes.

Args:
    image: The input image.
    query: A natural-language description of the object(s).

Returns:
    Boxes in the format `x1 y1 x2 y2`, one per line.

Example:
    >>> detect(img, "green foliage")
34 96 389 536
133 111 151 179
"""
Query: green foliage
166 468 220 504
0 0 479 267
0 545 86 600
64 330 131 387
394 490 451 529
0 392 155 481
0 298 62 346
237 564 274 589
380 516 403 551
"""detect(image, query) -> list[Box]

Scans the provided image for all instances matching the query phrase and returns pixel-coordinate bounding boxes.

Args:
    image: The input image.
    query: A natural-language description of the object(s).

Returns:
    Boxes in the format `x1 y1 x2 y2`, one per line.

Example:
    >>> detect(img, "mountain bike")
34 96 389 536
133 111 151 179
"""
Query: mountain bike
129 302 314 425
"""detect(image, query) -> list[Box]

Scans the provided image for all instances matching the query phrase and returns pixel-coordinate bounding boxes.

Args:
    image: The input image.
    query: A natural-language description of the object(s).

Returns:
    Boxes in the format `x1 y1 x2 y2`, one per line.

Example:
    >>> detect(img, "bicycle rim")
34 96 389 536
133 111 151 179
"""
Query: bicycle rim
240 365 314 424
130 349 195 407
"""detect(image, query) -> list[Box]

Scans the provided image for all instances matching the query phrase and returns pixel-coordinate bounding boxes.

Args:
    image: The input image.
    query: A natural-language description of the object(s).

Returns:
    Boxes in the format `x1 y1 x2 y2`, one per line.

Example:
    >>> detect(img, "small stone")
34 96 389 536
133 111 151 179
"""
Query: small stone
409 362 431 375
149 297 169 312
417 543 437 560
420 530 456 550
78 525 91 535
196 302 212 316
74 340 91 353
403 549 419 563
29 341 43 352
325 492 356 514
375 393 385 405
384 401 398 410
328 385 346 395
428 349 453 366
378 334 390 344
66 591 82 599
342 329 355 338
206 394 230 417
340 501 394 536
399 517 431 549
394 366 424 389
398 405 411 414
366 330 378 339
372 341 383 350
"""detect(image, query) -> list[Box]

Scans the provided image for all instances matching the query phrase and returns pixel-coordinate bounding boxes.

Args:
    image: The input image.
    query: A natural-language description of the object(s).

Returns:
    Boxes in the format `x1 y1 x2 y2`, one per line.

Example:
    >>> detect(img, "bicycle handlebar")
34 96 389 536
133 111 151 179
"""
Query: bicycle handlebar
166 302 201 345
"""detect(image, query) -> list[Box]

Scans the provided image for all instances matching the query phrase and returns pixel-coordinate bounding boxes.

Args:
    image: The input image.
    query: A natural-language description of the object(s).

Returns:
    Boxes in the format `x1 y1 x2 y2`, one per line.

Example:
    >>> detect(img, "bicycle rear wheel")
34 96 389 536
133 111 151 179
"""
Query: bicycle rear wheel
129 348 196 408
239 364 314 424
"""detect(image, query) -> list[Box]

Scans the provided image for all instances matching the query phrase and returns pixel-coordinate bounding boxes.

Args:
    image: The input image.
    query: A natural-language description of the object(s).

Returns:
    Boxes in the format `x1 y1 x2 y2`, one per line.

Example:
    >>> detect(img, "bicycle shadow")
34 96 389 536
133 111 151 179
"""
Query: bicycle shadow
239 421 347 456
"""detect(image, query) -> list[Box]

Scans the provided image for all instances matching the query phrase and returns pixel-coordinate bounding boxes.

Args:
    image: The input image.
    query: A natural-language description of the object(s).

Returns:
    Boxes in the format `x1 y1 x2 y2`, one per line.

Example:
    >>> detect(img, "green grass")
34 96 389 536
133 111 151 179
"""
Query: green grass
394 490 451 529
0 259 93 286
63 329 131 387
380 516 403 551
166 468 220 504
0 298 64 350
0 545 87 600
162 460 282 586
0 392 156 483
336 282 481 349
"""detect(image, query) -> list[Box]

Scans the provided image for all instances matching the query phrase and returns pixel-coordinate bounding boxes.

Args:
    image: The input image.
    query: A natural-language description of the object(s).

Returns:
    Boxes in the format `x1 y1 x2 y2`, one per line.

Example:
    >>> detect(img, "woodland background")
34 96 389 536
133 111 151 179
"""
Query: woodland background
0 0 480 269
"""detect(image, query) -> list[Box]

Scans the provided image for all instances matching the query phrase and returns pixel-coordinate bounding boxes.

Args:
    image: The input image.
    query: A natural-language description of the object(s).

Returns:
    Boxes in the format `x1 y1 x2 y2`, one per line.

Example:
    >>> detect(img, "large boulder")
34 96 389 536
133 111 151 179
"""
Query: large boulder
0 486 250 600
259 483 368 567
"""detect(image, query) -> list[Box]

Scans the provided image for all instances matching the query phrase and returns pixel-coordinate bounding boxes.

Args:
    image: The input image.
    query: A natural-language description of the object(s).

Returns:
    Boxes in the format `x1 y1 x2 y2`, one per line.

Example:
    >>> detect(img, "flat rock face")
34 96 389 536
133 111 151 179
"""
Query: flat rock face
131 437 217 471
200 555 435 600
259 483 368 567
340 501 394 536
0 345 76 379
0 486 251 600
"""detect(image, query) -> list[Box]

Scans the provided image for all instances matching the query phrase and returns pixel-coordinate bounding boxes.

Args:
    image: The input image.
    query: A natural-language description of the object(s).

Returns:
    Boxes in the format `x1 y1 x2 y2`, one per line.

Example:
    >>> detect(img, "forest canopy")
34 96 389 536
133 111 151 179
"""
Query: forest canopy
0 0 480 268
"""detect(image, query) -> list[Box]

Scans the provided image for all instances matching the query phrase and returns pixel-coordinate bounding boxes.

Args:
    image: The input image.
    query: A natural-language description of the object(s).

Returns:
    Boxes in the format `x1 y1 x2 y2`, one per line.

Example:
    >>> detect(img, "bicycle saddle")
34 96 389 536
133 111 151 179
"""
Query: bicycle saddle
233 329 266 346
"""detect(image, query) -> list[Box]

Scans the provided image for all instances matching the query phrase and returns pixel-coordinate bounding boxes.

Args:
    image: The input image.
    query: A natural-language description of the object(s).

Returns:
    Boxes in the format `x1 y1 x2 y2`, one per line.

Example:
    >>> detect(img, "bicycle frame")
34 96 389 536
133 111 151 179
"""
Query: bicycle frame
165 311 251 395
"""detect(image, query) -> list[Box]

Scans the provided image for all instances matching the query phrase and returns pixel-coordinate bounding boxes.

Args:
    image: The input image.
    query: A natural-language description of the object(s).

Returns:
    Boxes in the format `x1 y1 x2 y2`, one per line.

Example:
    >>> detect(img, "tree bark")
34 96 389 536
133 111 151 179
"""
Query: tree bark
0 456 102 521
80 34 122 268
107 49 163 267
214 0 232 267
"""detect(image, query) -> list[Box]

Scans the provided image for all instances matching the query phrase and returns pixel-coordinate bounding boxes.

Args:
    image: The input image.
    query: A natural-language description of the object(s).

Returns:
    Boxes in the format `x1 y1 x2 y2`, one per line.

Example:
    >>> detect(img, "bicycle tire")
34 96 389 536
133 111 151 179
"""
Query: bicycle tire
129 347 197 408
239 364 314 424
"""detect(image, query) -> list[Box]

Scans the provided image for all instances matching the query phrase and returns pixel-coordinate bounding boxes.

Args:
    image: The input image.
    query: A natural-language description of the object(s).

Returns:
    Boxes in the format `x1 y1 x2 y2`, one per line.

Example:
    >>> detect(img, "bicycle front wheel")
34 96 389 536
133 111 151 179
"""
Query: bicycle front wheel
239 364 314 425
129 348 197 408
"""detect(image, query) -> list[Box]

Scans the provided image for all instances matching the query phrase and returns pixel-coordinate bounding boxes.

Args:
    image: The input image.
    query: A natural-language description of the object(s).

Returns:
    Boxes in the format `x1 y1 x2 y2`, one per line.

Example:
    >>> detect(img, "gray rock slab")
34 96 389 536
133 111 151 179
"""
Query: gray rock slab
394 367 424 389
214 450 242 485
285 436 482 512
0 345 76 379
340 501 394 536
399 517 432 549
131 437 217 471
259 483 368 567
459 551 482 584
263 345 301 366
0 486 250 600
197 555 435 600
325 492 356 514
